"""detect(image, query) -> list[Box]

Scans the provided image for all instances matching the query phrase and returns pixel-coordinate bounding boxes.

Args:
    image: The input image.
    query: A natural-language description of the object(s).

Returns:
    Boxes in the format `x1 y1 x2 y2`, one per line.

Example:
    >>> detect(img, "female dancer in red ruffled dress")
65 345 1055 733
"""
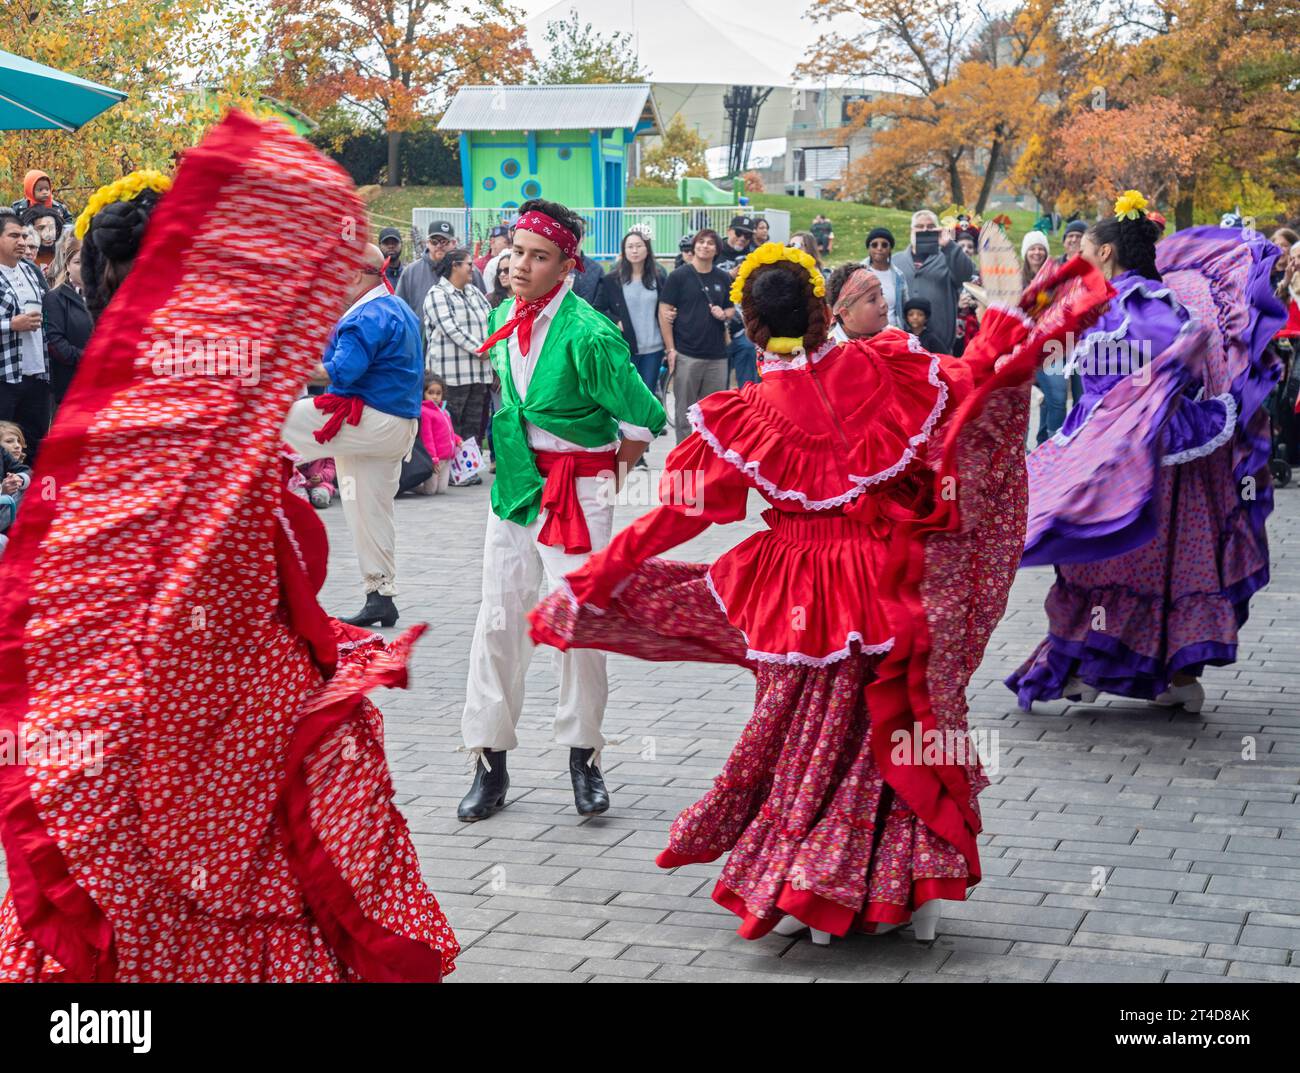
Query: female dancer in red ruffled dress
530 243 1111 943
0 113 458 982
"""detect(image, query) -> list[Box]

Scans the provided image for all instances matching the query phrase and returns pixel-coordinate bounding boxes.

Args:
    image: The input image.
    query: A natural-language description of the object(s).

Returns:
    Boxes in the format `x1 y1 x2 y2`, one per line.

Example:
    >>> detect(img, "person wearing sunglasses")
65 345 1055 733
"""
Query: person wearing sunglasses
862 227 909 328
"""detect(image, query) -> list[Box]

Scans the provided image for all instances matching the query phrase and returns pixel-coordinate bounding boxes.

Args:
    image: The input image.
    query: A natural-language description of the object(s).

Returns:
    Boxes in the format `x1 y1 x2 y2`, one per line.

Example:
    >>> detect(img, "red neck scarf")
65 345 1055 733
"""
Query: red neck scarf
478 280 565 358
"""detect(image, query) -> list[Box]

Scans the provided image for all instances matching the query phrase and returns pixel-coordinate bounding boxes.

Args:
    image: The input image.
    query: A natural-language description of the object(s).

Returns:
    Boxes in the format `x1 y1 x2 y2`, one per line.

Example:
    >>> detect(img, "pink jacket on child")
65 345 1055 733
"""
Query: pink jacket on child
420 400 458 462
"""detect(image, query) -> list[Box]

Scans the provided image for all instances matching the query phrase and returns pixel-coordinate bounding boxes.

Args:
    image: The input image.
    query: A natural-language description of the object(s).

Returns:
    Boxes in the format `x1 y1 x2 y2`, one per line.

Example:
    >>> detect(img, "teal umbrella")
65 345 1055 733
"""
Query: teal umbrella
0 49 126 131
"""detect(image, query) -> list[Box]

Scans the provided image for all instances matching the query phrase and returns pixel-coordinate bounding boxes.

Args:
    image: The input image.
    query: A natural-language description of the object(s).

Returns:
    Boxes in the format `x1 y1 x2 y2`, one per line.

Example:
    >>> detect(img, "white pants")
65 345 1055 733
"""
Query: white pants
462 475 615 751
282 398 418 596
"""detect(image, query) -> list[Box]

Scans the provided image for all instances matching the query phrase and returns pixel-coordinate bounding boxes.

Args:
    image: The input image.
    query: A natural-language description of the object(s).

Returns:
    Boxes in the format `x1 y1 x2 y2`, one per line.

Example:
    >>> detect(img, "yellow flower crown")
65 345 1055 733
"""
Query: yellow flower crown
729 241 827 307
1113 189 1149 222
74 169 173 240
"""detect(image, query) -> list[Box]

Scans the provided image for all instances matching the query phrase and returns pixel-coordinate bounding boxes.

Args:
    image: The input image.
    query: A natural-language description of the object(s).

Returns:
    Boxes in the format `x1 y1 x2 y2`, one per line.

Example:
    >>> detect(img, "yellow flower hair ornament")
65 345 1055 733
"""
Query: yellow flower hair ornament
730 241 826 305
1113 189 1149 222
75 169 173 240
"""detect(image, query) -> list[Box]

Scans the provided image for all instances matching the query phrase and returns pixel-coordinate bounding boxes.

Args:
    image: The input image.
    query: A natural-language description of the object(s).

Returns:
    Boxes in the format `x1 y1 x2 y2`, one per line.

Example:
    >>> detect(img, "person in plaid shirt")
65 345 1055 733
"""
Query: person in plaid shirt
422 248 493 441
0 212 51 462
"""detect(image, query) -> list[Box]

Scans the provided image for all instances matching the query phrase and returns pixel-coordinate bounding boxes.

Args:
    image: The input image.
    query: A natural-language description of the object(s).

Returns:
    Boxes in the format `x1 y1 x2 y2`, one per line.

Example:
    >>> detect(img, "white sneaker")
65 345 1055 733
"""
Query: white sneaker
1153 680 1205 713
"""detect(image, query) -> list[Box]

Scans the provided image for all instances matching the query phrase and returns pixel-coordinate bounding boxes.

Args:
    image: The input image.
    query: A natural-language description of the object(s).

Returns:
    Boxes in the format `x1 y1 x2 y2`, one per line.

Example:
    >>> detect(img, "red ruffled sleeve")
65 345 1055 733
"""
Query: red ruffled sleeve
565 432 750 609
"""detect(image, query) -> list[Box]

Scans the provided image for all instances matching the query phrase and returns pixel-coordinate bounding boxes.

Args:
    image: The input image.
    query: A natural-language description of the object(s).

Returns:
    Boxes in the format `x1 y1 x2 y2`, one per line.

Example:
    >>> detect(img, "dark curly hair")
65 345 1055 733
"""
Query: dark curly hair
826 262 866 309
81 188 165 321
740 260 831 354
518 198 584 244
1088 213 1163 282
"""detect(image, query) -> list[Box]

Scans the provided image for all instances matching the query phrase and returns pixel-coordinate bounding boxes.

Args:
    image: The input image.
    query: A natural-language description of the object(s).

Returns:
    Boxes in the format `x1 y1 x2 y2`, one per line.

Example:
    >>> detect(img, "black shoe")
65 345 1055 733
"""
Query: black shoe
458 749 509 822
340 592 398 628
570 747 609 816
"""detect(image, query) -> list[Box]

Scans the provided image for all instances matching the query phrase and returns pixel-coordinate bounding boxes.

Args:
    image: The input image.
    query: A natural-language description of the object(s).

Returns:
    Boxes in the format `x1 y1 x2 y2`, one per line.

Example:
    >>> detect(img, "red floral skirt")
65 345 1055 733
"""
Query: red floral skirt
532 562 971 938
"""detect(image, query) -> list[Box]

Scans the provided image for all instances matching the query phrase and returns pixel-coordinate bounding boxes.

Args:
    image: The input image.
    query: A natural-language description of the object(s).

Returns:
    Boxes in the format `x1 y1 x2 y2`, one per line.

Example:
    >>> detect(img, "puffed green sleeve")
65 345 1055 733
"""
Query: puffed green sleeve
570 315 667 435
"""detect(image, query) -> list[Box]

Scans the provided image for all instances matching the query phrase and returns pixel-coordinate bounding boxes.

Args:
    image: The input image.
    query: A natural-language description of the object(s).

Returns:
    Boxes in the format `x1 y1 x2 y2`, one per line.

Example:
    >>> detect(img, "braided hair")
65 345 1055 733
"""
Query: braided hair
81 188 164 321
740 259 831 354
1087 213 1163 283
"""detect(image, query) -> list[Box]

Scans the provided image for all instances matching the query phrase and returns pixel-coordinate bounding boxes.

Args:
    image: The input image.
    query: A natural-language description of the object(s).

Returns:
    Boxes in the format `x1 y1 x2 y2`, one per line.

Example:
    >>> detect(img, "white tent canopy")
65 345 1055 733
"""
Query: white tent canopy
522 0 901 146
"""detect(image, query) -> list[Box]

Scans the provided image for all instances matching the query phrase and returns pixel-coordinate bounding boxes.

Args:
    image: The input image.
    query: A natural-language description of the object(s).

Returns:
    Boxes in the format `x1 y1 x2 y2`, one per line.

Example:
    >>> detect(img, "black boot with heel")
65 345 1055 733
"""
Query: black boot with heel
458 749 509 822
340 591 398 628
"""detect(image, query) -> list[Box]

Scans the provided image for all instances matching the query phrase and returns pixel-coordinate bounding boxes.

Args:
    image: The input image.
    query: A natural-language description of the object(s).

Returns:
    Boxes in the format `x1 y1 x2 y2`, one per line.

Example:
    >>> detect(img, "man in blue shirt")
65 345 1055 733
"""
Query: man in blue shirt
283 244 423 627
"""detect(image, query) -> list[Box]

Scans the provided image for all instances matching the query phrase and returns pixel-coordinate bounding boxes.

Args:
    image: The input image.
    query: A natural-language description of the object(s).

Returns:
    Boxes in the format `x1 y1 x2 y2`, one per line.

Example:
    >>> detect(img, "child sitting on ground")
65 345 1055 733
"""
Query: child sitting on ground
419 372 459 495
0 421 33 556
903 296 947 355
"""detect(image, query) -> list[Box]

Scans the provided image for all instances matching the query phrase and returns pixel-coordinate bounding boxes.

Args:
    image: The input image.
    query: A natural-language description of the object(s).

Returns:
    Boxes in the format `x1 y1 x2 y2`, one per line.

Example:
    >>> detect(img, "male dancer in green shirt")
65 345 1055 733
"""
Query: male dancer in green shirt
459 199 667 821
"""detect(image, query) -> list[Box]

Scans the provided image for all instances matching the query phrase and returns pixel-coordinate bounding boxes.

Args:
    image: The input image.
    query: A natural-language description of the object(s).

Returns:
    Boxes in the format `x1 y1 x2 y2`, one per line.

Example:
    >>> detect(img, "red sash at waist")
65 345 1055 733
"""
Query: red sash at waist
312 393 364 444
535 449 618 554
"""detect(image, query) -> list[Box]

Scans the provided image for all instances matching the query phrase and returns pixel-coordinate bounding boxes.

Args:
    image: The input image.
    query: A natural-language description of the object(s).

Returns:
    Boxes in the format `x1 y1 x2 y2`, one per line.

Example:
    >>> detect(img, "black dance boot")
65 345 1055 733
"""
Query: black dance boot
569 748 609 816
340 591 398 628
458 749 509 822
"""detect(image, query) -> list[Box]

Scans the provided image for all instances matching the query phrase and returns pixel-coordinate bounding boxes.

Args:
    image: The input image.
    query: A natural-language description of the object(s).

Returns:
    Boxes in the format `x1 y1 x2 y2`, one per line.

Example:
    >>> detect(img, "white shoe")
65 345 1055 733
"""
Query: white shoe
1153 680 1205 713
772 915 832 945
1061 677 1099 703
872 900 943 940
910 899 942 941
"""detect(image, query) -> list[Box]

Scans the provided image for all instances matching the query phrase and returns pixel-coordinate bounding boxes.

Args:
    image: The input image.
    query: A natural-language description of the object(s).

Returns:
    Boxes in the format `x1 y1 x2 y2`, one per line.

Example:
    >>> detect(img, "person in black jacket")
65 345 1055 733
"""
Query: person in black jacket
903 295 947 355
569 241 606 305
593 228 668 394
43 236 93 408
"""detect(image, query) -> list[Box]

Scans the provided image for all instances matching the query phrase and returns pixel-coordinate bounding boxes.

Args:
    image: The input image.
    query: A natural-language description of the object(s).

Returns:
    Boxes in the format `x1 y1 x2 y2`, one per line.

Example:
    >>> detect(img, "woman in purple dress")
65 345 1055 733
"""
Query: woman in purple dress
1008 192 1287 713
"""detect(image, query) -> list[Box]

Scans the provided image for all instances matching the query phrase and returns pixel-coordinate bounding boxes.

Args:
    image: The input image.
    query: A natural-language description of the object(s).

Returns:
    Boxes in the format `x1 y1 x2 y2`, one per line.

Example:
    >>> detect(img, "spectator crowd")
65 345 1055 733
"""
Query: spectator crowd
14 156 1297 567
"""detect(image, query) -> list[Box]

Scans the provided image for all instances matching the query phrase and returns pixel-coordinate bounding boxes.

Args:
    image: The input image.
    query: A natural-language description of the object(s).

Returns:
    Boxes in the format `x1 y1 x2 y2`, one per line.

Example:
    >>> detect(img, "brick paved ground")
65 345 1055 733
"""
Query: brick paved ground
335 429 1300 984
5 425 1299 983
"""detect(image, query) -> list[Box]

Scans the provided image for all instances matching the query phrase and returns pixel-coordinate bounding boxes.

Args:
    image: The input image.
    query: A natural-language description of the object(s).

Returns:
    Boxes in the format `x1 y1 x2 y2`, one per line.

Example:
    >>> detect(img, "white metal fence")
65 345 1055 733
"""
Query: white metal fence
410 206 791 262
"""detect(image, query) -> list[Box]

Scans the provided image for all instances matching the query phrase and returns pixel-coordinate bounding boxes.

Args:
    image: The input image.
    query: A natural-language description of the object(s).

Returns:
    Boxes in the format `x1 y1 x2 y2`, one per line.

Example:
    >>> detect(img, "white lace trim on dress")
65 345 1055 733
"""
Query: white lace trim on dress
688 350 948 510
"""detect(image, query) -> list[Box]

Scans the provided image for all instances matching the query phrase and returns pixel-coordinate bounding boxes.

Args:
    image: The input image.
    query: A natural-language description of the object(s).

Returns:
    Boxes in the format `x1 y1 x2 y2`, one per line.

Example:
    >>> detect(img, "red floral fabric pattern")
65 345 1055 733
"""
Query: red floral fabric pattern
0 114 456 982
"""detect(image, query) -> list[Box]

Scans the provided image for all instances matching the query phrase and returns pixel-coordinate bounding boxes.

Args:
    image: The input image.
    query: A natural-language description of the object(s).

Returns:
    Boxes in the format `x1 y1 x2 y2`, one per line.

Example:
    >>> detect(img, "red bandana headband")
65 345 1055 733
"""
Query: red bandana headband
515 210 579 260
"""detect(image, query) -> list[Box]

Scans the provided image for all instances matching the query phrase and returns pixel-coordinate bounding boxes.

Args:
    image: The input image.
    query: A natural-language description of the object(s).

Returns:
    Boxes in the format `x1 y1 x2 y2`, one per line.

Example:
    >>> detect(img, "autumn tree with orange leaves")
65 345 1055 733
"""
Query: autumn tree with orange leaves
1014 0 1299 226
269 0 533 186
799 0 1080 213
1057 97 1209 212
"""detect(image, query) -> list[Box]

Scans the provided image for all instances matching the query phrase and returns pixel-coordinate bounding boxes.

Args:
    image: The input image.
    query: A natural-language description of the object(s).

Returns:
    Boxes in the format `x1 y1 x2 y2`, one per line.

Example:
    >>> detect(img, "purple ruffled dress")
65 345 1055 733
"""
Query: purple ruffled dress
1008 227 1287 706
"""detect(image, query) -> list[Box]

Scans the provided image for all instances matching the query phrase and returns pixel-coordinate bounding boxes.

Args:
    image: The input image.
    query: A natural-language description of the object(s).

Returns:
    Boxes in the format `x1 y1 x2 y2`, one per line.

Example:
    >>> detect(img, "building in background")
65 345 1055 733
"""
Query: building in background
438 83 661 213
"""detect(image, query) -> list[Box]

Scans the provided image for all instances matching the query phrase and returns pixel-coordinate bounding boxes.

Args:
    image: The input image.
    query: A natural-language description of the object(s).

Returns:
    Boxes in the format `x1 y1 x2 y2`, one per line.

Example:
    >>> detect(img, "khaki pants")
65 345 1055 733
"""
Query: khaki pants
671 353 729 442
461 475 615 752
282 398 418 596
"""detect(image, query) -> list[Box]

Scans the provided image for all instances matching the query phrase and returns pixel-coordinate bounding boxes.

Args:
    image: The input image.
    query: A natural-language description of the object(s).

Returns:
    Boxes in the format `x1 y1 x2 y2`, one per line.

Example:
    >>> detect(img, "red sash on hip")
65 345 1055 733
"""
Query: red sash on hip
312 393 365 444
535 449 618 554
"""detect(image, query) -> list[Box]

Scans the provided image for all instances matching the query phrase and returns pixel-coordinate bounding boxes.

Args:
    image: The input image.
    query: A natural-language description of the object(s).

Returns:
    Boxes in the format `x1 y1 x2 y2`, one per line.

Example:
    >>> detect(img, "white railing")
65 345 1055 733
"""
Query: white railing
410 206 791 262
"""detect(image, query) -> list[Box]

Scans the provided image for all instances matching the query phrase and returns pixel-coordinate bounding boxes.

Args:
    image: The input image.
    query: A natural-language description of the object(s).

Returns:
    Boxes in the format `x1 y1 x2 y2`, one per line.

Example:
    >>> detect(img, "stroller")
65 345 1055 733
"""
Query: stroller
1267 334 1299 487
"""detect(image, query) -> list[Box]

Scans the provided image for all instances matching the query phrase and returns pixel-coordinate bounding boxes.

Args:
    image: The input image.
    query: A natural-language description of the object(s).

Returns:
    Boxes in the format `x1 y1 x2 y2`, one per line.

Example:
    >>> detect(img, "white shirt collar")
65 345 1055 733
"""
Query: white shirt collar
535 276 573 322
342 283 389 320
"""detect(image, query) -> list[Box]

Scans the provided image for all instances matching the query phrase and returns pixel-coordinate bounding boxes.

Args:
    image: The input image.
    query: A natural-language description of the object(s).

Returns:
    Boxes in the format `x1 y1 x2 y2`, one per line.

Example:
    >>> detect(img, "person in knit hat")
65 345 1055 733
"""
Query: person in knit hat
862 226 909 328
1020 230 1054 287
1018 230 1065 443
902 295 945 353
1062 219 1088 261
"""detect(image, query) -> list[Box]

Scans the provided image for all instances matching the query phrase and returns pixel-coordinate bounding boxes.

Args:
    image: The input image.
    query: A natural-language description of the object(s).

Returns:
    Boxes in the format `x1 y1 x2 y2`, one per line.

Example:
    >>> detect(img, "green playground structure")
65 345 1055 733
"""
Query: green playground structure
677 176 745 206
